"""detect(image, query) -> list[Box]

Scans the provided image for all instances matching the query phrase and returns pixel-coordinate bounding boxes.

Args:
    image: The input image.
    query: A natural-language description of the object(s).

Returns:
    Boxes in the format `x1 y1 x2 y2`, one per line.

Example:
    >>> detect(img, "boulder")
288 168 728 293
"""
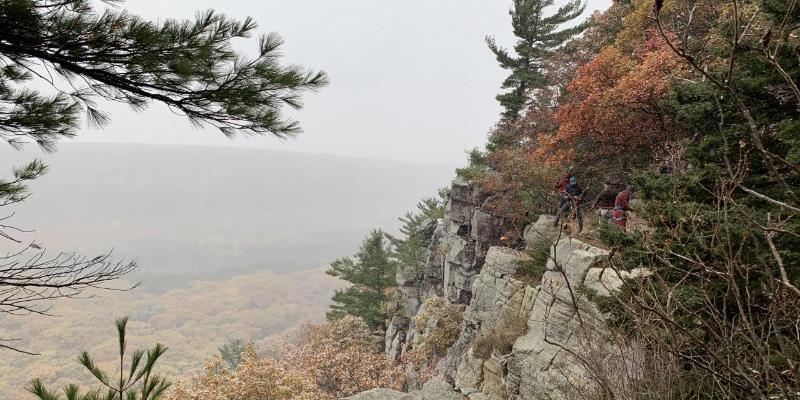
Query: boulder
523 215 557 247
545 237 609 284
442 233 476 304
506 237 610 399
470 210 504 268
385 315 409 360
454 350 506 400
583 267 652 297
449 177 474 204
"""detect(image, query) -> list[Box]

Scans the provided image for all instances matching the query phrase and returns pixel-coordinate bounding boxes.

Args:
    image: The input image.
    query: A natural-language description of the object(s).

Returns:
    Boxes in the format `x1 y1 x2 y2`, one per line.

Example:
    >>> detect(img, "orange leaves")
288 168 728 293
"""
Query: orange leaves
539 34 688 167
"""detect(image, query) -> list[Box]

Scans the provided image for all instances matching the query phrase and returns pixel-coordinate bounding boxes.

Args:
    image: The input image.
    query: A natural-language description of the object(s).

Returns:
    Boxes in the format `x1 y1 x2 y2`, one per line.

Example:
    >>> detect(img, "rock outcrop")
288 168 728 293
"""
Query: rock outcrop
449 247 536 399
374 178 636 400
505 237 609 399
385 178 504 362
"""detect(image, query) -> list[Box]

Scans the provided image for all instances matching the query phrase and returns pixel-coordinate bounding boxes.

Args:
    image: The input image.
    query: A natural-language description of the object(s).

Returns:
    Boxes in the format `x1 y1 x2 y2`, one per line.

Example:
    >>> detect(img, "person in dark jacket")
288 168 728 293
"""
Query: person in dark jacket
592 181 617 219
554 176 584 232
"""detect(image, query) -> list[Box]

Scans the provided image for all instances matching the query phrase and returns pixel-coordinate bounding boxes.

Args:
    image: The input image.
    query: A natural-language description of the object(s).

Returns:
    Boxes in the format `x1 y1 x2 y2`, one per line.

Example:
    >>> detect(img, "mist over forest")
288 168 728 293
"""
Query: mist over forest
2 143 455 292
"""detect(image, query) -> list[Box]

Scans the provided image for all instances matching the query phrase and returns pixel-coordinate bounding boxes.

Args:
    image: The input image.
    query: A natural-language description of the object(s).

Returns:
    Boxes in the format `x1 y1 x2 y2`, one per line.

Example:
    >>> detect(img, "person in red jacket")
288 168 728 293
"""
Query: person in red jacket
553 173 572 214
554 176 585 232
612 185 635 229
554 173 571 194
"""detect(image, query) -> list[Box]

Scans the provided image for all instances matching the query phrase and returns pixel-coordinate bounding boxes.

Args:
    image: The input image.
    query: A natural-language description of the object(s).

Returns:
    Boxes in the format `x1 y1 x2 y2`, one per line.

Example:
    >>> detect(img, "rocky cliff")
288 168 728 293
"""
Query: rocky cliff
354 178 642 400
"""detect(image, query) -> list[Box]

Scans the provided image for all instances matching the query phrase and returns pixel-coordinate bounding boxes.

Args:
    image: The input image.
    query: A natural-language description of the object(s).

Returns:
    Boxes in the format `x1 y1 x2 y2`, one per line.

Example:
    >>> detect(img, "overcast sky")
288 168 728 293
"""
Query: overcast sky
68 0 611 165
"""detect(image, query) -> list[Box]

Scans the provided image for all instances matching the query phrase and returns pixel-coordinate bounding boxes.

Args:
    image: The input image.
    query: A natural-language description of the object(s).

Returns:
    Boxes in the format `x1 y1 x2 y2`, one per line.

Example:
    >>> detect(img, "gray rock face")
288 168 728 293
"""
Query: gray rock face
385 315 410 361
438 225 615 399
505 237 610 400
523 215 557 247
447 247 537 398
386 218 440 360
583 267 651 297
376 176 626 400
385 178 505 360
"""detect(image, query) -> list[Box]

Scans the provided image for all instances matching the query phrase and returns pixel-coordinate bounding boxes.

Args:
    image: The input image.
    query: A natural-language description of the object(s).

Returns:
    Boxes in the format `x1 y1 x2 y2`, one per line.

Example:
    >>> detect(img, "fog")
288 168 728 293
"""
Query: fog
2 144 455 291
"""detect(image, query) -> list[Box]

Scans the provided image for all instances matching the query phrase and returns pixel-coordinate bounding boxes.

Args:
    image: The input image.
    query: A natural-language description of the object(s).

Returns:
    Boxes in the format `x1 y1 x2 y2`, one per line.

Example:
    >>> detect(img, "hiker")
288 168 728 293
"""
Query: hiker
554 176 584 232
612 185 635 229
554 173 571 194
553 173 572 213
592 181 617 220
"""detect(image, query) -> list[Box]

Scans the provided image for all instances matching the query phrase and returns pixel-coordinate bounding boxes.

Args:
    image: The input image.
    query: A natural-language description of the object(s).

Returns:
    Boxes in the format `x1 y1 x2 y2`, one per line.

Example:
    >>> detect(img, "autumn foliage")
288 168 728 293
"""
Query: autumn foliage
279 316 404 397
169 347 322 400
537 34 688 168
470 17 690 241
170 316 402 400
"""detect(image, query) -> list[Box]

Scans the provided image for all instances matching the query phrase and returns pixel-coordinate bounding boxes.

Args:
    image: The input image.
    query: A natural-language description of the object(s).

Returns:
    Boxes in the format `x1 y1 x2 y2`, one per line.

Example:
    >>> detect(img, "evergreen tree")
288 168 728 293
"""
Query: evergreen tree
27 317 170 400
326 230 397 330
0 0 327 225
386 192 446 278
487 0 588 120
218 338 246 369
0 0 327 350
0 0 328 148
595 2 800 396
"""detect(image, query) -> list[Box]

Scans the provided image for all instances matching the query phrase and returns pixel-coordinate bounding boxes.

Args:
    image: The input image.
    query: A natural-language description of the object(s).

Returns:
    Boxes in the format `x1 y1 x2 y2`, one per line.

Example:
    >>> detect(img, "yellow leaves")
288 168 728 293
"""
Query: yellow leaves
169 345 325 400
173 316 403 400
0 268 343 399
280 316 404 398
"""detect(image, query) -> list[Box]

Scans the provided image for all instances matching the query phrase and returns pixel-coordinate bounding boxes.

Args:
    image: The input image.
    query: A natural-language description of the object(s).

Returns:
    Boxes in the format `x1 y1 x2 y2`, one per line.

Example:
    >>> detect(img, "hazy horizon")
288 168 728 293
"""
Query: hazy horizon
1 143 456 291
60 0 611 165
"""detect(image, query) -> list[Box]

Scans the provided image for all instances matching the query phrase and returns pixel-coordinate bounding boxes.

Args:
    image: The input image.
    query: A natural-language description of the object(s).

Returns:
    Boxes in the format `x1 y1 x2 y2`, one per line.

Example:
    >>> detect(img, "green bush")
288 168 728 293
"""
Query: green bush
515 237 551 285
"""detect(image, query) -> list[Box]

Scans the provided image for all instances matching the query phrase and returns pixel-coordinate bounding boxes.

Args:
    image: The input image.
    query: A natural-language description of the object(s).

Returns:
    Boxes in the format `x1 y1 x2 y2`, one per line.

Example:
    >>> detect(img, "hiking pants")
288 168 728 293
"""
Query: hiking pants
555 201 583 232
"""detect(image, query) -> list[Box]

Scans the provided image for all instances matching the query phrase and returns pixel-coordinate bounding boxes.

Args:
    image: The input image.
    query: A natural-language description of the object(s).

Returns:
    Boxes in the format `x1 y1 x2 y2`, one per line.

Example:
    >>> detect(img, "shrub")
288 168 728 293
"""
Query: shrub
515 237 551 285
413 297 465 357
472 312 528 360
169 346 323 400
456 148 490 180
173 317 401 400
280 316 404 398
402 297 465 385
